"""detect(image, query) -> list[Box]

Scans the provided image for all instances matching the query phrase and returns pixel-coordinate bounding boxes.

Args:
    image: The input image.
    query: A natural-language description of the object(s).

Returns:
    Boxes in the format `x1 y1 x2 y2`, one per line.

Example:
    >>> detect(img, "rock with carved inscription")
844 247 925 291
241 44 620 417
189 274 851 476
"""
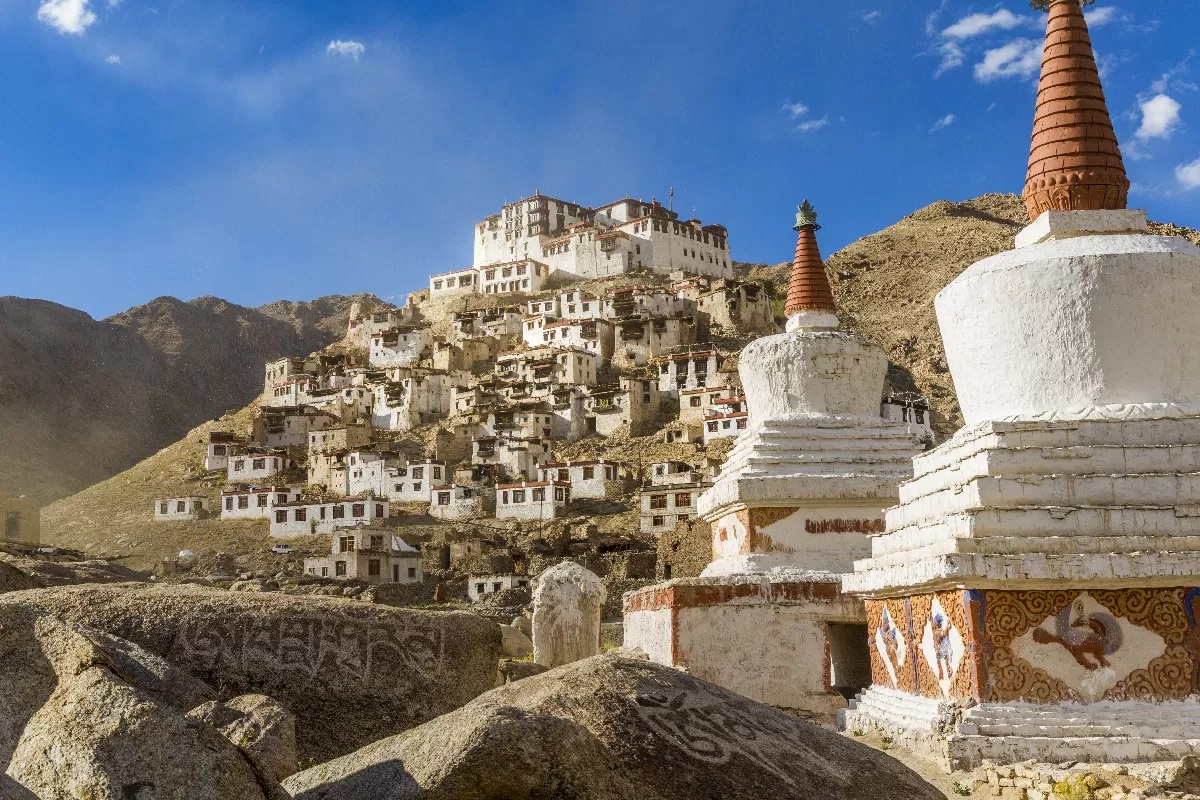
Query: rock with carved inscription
0 582 503 764
283 655 944 800
0 604 286 800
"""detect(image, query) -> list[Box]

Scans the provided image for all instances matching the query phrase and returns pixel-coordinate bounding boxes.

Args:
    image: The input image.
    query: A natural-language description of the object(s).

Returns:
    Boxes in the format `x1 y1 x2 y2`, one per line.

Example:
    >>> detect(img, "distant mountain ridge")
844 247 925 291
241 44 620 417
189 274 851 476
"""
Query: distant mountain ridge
0 292 379 505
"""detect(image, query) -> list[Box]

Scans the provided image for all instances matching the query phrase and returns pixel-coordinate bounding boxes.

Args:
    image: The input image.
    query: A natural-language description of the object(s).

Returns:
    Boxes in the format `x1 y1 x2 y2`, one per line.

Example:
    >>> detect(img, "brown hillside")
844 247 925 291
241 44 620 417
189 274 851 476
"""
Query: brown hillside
0 293 376 505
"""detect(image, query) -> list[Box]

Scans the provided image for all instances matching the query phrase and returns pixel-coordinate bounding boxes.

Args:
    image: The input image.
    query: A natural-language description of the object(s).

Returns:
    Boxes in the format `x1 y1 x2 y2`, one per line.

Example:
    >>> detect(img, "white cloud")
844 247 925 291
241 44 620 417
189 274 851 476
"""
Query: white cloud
861 10 882 24
105 54 121 64
326 40 366 61
37 0 97 35
1177 157 1200 190
796 115 830 133
1136 94 1182 140
943 10 1029 39
930 114 956 132
1085 7 1118 26
974 39 1043 83
934 41 965 77
781 100 809 119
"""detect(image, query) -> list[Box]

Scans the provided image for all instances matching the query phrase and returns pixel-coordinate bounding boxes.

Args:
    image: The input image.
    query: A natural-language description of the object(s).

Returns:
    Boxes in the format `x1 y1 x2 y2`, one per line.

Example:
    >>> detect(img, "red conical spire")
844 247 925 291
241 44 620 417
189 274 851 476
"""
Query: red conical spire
785 200 836 318
1022 0 1129 221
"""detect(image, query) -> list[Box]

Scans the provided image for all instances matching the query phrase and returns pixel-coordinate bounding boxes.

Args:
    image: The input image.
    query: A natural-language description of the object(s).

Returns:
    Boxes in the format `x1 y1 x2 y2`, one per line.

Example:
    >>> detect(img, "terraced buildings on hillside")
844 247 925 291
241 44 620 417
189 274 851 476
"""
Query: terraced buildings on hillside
151 190 933 592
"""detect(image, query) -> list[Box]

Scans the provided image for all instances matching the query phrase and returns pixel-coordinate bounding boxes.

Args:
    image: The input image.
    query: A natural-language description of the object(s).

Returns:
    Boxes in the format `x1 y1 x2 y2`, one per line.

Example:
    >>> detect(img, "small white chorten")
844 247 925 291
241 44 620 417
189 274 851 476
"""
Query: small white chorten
622 201 926 716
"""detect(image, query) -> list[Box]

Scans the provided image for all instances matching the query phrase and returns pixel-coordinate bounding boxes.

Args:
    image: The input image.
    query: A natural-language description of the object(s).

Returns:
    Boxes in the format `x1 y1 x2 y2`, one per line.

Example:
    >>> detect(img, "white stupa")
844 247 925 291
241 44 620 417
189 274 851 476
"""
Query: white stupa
623 201 926 717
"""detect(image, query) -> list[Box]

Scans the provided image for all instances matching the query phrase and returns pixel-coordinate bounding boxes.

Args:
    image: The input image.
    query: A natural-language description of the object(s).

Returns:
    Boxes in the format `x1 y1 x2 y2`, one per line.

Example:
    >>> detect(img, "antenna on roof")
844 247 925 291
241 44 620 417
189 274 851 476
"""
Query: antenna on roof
669 187 675 212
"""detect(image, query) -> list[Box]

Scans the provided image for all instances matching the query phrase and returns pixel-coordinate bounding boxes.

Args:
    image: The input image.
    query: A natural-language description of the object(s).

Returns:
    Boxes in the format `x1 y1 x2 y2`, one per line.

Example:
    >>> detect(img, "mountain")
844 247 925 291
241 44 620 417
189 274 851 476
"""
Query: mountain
0 293 379 505
36 193 1200 567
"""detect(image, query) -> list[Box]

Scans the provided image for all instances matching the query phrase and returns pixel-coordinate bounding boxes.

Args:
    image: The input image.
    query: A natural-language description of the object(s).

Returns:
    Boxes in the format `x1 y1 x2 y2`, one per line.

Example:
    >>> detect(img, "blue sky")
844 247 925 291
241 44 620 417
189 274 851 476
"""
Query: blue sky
0 0 1197 318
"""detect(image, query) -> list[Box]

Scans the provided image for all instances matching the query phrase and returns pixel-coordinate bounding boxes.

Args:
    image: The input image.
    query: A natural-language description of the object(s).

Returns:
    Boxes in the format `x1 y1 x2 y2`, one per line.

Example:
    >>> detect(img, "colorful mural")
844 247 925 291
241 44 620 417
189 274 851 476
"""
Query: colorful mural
866 587 1200 704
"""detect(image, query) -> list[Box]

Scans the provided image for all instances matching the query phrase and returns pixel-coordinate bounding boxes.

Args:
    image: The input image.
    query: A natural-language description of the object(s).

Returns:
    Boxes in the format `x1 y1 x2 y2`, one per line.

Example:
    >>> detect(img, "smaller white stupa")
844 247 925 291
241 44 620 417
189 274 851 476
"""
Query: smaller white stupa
623 201 926 717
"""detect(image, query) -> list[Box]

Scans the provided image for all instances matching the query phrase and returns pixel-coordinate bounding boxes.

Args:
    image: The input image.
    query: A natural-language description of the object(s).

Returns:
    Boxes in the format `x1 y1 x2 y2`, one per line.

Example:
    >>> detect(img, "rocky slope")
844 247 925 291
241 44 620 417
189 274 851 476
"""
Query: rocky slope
0 293 376 505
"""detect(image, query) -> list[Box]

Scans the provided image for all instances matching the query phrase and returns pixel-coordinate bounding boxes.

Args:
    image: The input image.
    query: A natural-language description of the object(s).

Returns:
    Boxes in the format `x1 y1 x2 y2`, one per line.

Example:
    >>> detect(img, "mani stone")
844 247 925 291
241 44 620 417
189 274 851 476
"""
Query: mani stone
532 561 606 669
0 605 285 800
282 655 944 800
0 582 502 764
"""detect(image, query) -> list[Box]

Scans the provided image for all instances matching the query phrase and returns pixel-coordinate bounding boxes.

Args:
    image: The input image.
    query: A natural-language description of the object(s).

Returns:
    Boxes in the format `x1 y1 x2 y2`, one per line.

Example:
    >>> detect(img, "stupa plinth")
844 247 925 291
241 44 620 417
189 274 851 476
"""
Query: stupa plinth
841 0 1200 771
623 202 926 717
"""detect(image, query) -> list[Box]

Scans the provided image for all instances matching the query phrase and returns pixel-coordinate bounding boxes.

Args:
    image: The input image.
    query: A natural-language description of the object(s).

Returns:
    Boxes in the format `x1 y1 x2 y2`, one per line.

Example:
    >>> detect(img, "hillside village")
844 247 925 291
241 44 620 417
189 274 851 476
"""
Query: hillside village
146 191 934 601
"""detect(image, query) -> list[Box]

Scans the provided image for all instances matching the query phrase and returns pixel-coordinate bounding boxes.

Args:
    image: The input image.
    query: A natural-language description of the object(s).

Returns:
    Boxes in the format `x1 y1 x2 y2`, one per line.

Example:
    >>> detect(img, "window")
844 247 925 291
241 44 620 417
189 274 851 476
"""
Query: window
376 504 385 517
339 535 354 552
233 459 245 472
650 495 667 510
501 491 509 504
275 510 287 523
252 458 266 470
352 504 365 518
176 501 186 513
916 409 926 424
225 497 234 511
476 583 485 594
675 493 692 508
213 445 227 456
433 280 443 290
159 502 169 515
368 560 381 577
321 567 328 577
370 535 384 550
532 488 545 502
434 467 443 480
412 467 424 479
582 466 595 480
295 508 307 522
438 492 450 506
257 494 268 507
277 493 287 504
653 515 665 527
408 567 417 579
333 505 345 519
238 496 249 510
737 418 748 430
722 420 731 429
513 490 526 503
493 582 502 592
558 469 569 481
690 396 702 407
555 487 566 501
336 561 347 577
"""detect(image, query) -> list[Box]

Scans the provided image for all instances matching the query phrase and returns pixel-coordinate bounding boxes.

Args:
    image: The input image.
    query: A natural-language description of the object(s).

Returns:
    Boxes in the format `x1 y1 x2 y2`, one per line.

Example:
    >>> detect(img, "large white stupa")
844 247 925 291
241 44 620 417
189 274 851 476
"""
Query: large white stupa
842 0 1200 770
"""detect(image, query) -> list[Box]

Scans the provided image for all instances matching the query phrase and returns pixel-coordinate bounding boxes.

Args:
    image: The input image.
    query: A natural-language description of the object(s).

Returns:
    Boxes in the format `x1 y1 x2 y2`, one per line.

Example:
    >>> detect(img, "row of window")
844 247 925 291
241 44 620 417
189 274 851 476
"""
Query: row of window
648 492 694 510
707 418 749 433
273 503 383 524
499 487 569 505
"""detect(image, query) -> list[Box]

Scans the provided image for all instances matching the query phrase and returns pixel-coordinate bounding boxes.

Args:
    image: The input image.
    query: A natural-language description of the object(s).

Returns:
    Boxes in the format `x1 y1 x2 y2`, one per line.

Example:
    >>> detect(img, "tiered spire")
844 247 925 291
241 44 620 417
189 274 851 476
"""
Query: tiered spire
785 200 836 318
1022 0 1129 221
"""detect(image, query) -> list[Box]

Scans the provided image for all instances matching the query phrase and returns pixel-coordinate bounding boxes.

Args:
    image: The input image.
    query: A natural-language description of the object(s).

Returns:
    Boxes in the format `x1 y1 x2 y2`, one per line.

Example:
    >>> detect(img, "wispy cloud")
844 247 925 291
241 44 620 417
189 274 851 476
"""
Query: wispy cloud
943 10 1030 40
781 100 809 119
1085 7 1118 27
796 115 830 133
974 39 1043 83
1136 94 1183 140
1177 157 1200 191
934 41 965 78
37 0 97 35
326 40 366 61
105 53 121 64
861 10 882 25
1151 56 1199 95
930 113 955 132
